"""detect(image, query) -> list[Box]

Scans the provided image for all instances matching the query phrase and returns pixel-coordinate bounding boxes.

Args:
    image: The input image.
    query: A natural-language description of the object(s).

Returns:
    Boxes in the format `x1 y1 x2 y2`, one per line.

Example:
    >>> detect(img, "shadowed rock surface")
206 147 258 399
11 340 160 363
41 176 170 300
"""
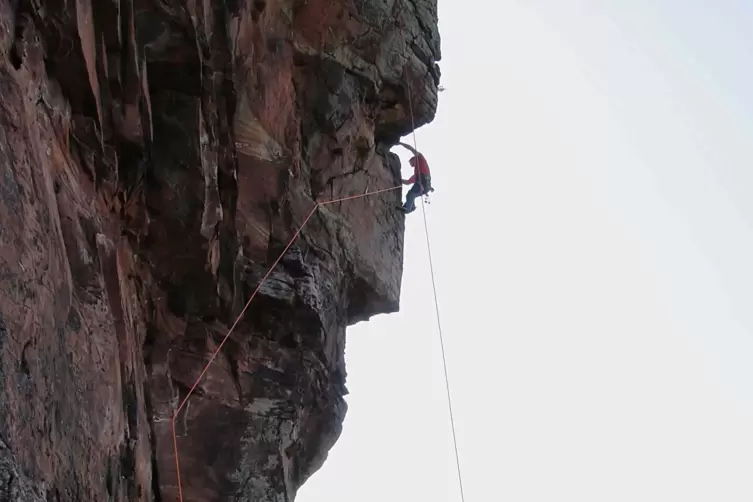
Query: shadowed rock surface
0 0 440 500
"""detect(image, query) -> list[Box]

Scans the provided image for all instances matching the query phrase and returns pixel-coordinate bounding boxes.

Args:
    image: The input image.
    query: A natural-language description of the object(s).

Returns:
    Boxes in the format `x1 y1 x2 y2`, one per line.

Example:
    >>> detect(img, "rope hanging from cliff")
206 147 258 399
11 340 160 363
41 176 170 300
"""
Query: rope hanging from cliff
397 7 468 502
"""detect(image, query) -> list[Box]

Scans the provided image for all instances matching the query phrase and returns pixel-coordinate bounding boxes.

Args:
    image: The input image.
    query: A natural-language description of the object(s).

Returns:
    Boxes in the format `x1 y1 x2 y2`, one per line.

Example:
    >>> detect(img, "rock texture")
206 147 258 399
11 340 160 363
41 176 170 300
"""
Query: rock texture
0 0 440 500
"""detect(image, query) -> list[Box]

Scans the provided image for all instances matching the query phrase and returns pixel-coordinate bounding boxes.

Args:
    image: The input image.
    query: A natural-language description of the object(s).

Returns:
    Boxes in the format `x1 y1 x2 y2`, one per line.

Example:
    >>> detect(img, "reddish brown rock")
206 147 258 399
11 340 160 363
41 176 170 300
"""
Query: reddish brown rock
0 0 440 500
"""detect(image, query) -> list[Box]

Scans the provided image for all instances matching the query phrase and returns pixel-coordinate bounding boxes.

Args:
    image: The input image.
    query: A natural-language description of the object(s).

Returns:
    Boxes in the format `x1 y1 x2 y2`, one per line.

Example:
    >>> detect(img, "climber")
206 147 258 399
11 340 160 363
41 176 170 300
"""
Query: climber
397 141 432 213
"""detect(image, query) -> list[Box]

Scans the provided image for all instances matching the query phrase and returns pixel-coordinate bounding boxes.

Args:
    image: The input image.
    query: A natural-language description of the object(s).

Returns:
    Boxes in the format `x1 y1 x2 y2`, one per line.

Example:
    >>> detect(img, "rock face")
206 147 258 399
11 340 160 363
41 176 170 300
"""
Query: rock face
0 0 440 500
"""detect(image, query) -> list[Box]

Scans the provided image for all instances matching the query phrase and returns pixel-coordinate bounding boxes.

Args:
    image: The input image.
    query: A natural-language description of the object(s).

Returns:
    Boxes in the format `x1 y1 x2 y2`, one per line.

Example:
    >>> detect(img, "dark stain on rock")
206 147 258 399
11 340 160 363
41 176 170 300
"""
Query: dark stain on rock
142 379 164 502
266 36 285 55
104 460 114 499
66 307 81 332
19 341 32 397
0 313 6 345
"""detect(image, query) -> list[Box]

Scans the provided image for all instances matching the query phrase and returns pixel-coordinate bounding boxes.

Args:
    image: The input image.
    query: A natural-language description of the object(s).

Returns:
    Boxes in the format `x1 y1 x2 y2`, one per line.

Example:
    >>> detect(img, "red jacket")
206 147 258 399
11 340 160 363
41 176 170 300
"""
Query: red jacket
407 154 430 183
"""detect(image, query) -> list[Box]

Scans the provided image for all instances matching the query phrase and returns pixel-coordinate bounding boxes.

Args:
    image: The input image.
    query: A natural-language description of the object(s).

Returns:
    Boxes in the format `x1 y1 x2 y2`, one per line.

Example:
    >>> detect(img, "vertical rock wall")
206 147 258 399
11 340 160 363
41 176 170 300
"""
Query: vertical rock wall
0 0 440 500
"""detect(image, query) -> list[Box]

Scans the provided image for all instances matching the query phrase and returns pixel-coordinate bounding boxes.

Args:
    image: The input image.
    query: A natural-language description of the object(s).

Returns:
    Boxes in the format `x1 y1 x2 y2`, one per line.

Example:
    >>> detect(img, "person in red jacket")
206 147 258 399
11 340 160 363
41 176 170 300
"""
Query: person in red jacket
397 142 433 213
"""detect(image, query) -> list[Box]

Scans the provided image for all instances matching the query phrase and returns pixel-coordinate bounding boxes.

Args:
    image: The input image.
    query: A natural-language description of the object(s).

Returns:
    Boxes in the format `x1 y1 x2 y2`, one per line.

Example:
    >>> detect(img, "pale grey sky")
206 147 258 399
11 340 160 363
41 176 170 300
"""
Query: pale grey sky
299 1 753 501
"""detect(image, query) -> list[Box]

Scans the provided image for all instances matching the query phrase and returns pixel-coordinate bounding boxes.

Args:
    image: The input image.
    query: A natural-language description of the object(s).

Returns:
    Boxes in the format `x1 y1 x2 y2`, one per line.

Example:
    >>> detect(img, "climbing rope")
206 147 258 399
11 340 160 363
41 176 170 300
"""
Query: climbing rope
397 6 467 502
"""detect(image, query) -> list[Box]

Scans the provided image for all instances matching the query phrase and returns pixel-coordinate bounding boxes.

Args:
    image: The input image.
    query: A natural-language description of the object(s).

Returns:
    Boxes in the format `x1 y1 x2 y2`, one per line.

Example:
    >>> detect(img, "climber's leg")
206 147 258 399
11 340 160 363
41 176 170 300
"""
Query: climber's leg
401 183 421 213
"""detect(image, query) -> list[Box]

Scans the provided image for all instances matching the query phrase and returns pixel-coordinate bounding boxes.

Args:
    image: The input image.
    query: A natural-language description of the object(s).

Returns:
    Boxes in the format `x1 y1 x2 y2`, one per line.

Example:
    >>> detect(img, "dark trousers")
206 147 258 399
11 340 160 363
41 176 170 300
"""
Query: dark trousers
403 174 431 212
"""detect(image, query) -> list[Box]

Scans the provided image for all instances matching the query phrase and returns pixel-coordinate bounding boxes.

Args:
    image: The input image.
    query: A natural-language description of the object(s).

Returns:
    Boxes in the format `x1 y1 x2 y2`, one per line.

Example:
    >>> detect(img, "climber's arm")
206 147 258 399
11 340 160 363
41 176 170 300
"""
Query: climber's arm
398 142 419 155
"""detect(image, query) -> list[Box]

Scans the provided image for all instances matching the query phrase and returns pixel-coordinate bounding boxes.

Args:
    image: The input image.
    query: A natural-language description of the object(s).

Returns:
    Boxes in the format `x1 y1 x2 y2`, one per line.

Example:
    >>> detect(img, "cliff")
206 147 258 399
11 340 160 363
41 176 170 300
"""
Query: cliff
0 0 440 500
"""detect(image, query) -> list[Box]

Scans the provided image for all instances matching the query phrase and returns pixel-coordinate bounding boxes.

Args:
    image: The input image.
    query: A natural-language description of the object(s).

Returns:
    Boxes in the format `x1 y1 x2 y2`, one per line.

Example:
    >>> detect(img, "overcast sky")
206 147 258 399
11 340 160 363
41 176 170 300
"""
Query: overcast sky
298 1 753 501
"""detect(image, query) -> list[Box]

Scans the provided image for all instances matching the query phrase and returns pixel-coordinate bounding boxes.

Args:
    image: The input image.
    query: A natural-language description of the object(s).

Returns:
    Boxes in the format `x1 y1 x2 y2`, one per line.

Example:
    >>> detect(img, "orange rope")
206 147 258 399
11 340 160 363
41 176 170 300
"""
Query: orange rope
172 184 401 501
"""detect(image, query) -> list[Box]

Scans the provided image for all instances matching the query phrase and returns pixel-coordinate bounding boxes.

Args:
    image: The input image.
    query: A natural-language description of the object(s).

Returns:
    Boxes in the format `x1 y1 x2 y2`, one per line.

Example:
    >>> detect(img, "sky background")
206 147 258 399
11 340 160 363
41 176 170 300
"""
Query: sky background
299 1 753 501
